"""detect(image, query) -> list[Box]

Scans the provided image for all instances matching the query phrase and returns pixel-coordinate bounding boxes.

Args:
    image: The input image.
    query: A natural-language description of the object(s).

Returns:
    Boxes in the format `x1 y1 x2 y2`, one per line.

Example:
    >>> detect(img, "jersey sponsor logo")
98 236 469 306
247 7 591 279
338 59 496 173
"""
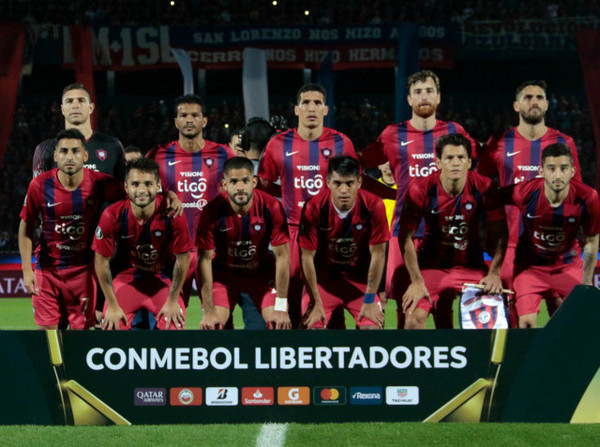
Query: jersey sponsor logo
177 177 208 200
55 221 86 241
241 387 274 406
506 151 521 157
409 162 437 178
182 200 208 210
168 160 182 166
313 386 347 405
46 202 62 208
296 165 319 171
285 151 299 156
411 153 434 159
349 387 383 405
206 387 238 406
136 243 159 267
228 241 257 261
442 221 469 250
533 230 566 247
294 174 323 195
96 149 107 161
385 386 419 405
170 387 202 406
328 237 358 260
401 140 414 146
517 165 539 172
134 388 166 406
277 387 310 405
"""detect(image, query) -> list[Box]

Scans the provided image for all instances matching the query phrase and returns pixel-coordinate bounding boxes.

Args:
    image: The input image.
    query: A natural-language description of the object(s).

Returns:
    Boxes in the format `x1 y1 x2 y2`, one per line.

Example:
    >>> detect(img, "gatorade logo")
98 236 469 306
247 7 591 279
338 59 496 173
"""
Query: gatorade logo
277 387 310 405
313 386 347 405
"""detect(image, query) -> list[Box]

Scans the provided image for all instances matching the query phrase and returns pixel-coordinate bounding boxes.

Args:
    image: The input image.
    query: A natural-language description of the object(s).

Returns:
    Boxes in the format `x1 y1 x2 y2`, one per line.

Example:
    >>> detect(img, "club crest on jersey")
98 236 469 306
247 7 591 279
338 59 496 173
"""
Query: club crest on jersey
95 227 103 240
154 230 163 237
253 224 262 232
355 224 363 231
463 202 474 214
567 216 576 224
204 157 214 167
96 149 107 161
321 148 333 159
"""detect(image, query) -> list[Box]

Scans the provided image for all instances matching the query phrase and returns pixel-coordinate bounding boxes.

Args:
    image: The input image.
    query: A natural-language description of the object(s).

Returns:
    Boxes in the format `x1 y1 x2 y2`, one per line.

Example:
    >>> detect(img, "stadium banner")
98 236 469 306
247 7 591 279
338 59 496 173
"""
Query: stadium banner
58 24 455 70
462 17 600 52
1 285 600 425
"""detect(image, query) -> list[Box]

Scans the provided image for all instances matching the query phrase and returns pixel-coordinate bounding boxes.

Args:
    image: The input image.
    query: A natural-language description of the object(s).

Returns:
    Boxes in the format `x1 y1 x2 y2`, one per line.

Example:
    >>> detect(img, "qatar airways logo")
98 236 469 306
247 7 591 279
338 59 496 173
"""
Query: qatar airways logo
409 162 437 178
534 230 566 247
55 221 86 240
295 174 324 196
178 176 208 200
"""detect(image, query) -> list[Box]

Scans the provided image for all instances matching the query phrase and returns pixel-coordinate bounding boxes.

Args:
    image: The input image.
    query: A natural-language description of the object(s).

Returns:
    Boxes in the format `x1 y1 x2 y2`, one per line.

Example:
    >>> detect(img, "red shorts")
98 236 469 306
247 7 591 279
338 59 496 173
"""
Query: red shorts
513 258 582 316
105 269 186 330
180 249 197 307
301 274 381 328
417 266 486 315
212 271 276 311
33 264 96 329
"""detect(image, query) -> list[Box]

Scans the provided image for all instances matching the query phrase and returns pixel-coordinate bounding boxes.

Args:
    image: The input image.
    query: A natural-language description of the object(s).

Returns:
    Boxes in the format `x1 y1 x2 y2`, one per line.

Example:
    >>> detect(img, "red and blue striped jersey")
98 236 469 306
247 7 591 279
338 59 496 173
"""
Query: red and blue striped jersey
478 127 582 247
299 189 389 280
93 195 194 276
401 171 504 270
20 168 125 269
258 127 357 226
362 120 479 237
146 140 236 243
196 189 289 275
509 177 600 266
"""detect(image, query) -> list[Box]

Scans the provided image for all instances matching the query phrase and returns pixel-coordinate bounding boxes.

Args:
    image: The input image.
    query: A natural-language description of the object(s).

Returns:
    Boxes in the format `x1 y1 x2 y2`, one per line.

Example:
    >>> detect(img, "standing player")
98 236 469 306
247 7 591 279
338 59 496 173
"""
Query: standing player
300 156 388 329
400 134 507 329
477 80 582 296
258 83 358 327
33 83 126 181
19 129 124 329
360 70 479 327
507 143 600 328
197 157 291 330
147 94 236 305
93 158 193 330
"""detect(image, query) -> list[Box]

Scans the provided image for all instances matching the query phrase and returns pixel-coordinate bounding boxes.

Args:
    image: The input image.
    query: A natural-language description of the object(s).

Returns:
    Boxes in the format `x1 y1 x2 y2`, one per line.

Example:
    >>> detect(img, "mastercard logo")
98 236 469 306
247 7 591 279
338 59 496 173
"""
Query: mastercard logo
314 386 346 405
320 388 340 400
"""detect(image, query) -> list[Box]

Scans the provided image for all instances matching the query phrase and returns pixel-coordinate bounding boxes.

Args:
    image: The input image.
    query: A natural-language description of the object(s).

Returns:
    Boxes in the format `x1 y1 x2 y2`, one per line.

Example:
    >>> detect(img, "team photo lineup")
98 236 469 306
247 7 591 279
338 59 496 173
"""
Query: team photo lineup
17 70 600 331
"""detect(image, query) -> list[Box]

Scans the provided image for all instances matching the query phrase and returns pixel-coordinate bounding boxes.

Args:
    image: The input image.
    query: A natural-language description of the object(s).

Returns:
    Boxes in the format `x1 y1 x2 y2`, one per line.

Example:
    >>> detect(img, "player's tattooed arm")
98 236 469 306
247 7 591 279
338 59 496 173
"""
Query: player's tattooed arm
18 219 38 295
582 234 599 285
399 227 429 314
95 253 127 330
158 251 189 329
300 248 326 329
358 242 386 328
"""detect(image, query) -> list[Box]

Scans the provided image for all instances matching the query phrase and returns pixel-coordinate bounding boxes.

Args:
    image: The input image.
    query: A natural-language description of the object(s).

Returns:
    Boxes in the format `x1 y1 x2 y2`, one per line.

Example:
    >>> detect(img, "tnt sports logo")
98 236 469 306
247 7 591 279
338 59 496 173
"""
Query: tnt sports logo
277 387 310 405
170 387 202 406
409 162 437 178
55 221 85 241
314 387 347 405
533 230 566 247
349 387 383 405
241 387 274 406
385 386 419 405
134 388 166 406
206 387 238 406
178 176 208 200
294 174 323 196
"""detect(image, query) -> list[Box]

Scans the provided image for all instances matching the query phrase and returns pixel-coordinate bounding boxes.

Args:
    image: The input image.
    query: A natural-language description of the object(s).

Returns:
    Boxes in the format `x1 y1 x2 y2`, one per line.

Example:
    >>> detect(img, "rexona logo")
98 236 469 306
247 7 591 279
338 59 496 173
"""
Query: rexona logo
242 387 274 406
170 387 202 406
349 387 383 405
206 387 238 406
134 388 166 406
313 386 346 405
385 386 419 405
277 387 310 405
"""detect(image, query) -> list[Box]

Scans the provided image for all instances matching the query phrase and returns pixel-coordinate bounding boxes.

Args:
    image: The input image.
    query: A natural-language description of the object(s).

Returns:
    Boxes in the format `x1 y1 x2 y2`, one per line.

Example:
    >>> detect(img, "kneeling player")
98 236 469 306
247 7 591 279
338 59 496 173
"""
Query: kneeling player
400 134 507 329
507 143 600 328
197 157 291 329
93 158 193 330
300 156 389 329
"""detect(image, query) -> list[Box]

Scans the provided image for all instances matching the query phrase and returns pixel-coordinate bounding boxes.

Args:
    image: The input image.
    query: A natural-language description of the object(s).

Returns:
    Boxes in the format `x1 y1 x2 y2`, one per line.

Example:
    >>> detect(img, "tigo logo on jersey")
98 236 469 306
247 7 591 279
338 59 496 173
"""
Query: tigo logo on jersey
242 387 274 406
385 386 419 405
170 387 202 406
349 387 383 405
313 387 346 405
134 388 166 406
277 387 310 405
205 387 238 406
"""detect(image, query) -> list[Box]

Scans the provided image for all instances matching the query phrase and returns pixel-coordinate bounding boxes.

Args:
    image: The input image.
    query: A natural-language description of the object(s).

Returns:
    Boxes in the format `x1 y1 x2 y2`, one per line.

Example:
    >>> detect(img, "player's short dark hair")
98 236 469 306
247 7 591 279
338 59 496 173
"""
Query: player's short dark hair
541 143 573 166
328 156 361 179
223 157 255 176
125 157 160 182
435 134 472 159
407 70 441 93
62 83 92 102
296 83 327 105
238 117 275 153
174 94 204 115
125 145 144 155
55 128 86 148
515 80 548 99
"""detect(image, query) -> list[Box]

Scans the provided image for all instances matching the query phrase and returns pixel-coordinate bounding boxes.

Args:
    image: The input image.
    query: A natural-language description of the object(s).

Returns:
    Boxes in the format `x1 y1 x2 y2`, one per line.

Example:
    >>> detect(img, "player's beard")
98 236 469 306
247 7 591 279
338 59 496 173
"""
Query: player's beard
132 193 156 208
231 192 252 207
413 103 437 119
520 108 545 125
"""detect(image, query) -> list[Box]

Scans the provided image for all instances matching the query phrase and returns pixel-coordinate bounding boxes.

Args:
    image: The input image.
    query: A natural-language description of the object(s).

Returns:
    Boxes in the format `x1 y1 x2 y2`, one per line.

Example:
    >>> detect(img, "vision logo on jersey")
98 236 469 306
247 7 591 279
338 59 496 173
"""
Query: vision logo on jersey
385 386 419 405
349 387 383 405
170 387 202 406
313 387 346 405
277 387 310 405
241 387 274 406
206 387 238 406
